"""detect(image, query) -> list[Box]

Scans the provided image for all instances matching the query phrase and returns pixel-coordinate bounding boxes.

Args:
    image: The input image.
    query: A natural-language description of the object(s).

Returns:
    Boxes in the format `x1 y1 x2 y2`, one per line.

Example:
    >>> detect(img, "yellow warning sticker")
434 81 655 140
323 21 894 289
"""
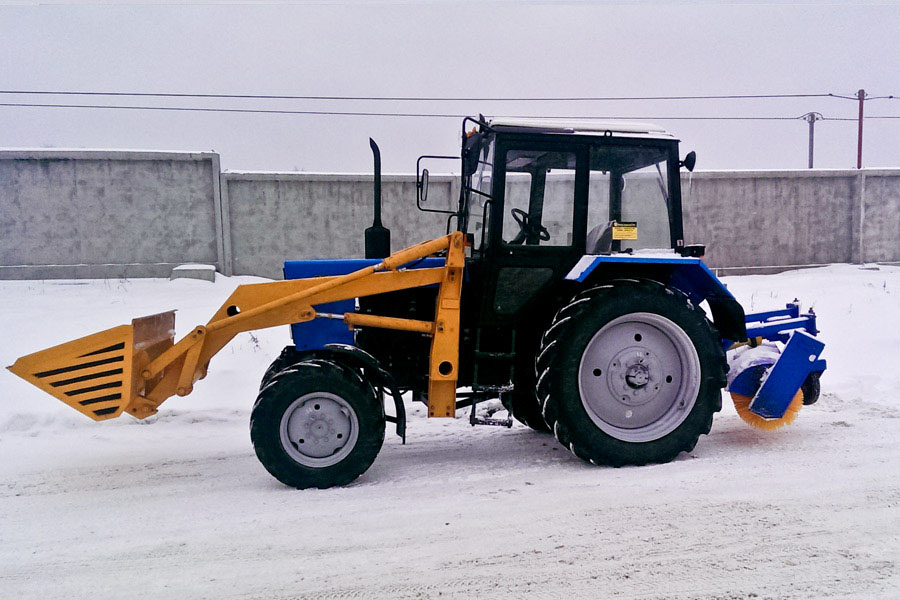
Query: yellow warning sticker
612 222 638 241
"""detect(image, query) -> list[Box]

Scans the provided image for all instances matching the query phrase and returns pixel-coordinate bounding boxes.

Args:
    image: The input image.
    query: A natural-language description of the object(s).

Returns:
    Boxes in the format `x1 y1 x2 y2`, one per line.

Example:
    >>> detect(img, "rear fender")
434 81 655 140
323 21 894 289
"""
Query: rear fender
566 254 747 341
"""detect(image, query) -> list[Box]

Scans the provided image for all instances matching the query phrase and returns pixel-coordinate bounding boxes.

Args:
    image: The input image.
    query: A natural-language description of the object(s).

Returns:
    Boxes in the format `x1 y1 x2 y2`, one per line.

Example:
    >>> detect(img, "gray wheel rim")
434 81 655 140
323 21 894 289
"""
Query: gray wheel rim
279 392 359 467
577 312 701 443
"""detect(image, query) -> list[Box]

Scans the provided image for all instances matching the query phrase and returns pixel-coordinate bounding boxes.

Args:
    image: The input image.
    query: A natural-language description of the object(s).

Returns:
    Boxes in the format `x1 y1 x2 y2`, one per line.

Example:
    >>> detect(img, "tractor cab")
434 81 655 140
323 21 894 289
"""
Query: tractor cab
426 118 698 330
460 117 689 258
408 117 715 408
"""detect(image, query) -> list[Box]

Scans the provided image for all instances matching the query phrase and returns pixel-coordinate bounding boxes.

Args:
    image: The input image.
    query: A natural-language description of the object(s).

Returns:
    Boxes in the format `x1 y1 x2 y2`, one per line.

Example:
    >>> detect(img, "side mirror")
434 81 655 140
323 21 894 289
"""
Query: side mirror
680 151 697 172
415 154 457 215
418 168 430 203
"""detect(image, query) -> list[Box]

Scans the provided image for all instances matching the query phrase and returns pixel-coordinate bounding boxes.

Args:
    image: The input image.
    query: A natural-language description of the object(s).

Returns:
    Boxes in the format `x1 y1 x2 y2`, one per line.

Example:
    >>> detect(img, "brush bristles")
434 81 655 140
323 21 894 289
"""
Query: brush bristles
731 390 804 431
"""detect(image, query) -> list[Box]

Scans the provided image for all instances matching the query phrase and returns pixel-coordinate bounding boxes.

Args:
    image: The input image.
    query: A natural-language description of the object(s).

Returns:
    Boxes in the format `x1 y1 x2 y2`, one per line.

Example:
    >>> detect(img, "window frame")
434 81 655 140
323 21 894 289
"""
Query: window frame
488 136 589 253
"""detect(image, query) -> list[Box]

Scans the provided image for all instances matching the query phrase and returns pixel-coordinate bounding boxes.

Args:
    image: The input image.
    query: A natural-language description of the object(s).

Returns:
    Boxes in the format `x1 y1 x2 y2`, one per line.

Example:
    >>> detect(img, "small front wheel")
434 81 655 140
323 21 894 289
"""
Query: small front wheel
250 360 385 489
259 346 303 391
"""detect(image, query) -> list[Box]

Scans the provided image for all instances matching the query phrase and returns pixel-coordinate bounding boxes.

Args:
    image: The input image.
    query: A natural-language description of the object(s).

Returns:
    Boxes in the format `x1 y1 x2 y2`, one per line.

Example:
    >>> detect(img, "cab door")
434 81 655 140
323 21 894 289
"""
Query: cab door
481 137 589 324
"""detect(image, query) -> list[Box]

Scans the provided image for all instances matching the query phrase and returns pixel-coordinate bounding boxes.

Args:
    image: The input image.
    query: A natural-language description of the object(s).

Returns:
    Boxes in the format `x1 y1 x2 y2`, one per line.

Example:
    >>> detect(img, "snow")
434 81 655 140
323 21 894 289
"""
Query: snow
1 265 899 598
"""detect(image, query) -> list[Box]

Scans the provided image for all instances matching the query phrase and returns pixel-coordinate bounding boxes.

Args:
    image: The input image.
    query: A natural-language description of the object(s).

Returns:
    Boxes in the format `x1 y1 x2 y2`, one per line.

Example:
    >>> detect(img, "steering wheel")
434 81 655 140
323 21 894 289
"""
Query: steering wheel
510 208 551 244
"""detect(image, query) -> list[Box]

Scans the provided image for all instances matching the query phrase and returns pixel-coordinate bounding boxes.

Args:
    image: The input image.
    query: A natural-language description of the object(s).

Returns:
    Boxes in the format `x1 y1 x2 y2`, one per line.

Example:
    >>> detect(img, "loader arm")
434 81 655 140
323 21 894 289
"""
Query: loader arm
9 233 466 421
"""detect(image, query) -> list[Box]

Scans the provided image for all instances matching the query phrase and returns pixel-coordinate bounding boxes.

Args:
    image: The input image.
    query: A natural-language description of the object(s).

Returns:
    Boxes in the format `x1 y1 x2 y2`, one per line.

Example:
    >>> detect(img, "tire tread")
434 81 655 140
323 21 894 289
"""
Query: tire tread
537 279 726 466
250 359 385 489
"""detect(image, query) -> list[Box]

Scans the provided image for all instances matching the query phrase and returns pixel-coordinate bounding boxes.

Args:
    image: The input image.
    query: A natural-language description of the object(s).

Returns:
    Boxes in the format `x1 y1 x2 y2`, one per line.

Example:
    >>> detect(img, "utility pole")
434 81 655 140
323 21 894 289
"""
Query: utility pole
803 112 822 169
857 89 866 169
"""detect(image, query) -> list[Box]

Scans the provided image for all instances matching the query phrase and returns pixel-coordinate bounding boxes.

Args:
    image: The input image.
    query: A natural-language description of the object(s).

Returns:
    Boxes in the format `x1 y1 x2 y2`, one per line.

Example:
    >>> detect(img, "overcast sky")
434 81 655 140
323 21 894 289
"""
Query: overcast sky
1 0 898 173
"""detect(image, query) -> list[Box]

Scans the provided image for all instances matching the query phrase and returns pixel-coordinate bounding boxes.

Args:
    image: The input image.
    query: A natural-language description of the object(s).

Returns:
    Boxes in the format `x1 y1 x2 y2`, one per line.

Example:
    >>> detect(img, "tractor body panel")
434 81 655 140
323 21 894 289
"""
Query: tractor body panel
565 253 747 341
283 257 445 351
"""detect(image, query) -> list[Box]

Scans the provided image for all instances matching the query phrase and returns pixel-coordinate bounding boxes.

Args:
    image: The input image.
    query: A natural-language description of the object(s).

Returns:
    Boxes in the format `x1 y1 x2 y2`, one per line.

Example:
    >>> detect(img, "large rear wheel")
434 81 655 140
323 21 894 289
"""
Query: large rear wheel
250 359 385 489
503 388 551 432
537 280 725 466
502 332 551 432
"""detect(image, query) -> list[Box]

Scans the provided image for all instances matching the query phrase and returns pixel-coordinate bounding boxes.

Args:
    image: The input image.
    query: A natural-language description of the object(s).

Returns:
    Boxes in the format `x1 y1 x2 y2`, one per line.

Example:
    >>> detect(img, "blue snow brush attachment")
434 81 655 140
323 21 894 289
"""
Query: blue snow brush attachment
727 329 826 431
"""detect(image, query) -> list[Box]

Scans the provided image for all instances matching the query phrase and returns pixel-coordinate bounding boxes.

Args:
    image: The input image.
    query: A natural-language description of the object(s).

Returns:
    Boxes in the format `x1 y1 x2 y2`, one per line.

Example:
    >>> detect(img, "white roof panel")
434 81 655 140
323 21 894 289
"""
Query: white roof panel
487 117 674 139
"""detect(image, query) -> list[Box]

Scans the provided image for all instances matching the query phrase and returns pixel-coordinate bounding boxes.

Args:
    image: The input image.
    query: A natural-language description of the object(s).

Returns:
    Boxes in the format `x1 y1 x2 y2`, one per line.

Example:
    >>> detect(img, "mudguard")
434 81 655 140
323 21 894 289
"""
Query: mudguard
298 343 407 443
565 254 747 341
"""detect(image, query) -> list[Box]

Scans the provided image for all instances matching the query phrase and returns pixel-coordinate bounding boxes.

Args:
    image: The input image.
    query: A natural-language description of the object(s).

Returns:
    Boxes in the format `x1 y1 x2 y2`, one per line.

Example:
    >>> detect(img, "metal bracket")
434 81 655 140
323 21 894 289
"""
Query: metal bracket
458 387 513 428
750 331 826 419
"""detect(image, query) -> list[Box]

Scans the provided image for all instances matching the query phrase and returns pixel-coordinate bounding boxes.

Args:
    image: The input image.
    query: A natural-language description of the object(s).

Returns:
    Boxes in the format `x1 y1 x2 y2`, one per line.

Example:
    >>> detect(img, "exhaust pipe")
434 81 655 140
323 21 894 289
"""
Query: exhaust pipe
365 138 391 259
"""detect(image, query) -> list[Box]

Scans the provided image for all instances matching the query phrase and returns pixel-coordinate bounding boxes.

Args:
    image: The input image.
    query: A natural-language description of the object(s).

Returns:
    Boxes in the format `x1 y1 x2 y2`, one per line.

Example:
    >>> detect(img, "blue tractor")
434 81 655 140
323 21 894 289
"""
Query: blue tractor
260 116 826 485
9 116 826 489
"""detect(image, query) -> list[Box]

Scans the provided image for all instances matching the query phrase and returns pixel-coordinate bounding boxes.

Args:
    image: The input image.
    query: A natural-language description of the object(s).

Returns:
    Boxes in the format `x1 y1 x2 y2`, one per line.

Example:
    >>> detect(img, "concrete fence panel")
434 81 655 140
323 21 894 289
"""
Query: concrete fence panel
2 148 898 281
860 173 900 263
222 173 456 279
0 151 222 279
680 170 874 272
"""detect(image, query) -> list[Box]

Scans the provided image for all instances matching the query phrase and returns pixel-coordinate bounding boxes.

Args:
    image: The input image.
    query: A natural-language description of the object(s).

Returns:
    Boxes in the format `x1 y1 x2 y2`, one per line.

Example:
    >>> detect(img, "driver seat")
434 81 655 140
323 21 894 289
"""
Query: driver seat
586 221 614 254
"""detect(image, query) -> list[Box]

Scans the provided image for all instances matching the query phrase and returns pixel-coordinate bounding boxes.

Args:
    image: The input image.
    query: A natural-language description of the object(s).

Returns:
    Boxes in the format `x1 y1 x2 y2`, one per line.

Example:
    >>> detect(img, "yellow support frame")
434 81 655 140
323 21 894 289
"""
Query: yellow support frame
9 233 467 422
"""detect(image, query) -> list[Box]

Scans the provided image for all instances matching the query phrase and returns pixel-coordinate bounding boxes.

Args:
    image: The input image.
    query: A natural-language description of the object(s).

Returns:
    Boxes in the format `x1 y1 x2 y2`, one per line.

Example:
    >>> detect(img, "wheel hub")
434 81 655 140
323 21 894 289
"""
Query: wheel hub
279 393 358 466
625 363 650 388
305 414 335 442
605 348 664 407
577 312 701 442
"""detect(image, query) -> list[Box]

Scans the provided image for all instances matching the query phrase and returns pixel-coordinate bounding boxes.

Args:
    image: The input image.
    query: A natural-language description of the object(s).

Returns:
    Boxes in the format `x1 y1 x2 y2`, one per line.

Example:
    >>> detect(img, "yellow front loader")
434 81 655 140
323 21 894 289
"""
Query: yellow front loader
10 233 466 485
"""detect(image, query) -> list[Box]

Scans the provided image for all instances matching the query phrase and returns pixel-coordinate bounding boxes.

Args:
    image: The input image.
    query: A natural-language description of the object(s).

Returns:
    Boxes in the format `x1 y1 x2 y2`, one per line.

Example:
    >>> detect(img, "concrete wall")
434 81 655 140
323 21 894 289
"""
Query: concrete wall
0 151 222 279
681 169 900 273
1 147 898 280
859 173 900 264
222 173 457 280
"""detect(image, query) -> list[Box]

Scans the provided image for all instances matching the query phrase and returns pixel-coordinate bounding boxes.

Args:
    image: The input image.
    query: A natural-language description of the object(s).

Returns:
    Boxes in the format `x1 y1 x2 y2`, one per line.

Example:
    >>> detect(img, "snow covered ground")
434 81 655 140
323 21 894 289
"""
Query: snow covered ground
1 265 899 599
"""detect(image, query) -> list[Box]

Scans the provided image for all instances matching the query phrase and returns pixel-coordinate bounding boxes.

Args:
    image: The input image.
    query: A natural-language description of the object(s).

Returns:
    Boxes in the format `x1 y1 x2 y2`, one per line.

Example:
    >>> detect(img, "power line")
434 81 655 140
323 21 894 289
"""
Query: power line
0 103 467 118
0 90 862 102
0 101 806 119
822 115 900 121
1 102 898 122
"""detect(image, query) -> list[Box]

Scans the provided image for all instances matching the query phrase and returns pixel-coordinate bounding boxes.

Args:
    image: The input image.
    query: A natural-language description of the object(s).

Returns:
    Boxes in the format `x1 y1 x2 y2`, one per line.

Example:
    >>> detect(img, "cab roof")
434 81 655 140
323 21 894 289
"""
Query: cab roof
487 117 675 140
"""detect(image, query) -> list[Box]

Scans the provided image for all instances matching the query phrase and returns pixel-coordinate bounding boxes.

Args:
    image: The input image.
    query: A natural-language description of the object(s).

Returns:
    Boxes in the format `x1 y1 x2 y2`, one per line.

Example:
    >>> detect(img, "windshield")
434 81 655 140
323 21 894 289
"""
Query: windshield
587 144 672 252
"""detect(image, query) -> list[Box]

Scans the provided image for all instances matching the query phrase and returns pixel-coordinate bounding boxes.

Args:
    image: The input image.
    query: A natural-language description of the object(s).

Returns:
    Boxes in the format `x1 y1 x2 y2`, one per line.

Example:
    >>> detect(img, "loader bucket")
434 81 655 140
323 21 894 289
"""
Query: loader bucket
8 311 175 421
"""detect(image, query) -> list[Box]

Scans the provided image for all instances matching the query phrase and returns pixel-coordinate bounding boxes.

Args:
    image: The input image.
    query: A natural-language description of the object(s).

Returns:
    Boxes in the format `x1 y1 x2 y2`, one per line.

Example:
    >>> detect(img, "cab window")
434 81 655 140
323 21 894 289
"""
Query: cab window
586 145 672 253
501 149 576 247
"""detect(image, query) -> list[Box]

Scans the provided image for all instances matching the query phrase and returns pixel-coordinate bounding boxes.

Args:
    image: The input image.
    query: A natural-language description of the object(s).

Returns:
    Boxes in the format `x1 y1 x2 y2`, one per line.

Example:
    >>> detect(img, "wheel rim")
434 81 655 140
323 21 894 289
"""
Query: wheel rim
577 312 701 443
279 392 359 467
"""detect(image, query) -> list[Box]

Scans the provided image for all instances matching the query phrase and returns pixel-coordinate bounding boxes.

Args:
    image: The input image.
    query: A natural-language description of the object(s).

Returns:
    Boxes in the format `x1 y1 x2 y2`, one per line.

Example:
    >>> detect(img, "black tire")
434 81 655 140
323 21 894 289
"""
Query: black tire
801 371 822 405
250 359 385 489
502 389 551 433
259 346 303 391
536 279 726 466
502 332 551 433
